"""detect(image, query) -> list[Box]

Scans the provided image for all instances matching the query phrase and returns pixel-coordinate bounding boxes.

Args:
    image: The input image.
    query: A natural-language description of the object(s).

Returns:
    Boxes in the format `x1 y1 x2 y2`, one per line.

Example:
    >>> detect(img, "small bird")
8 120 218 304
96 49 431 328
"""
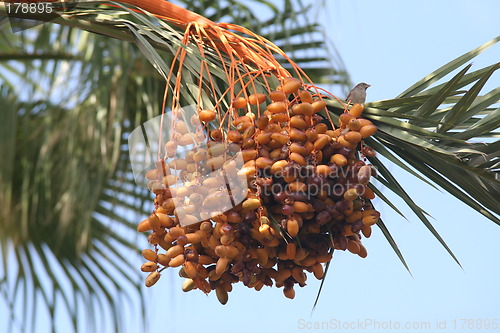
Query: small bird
346 82 370 104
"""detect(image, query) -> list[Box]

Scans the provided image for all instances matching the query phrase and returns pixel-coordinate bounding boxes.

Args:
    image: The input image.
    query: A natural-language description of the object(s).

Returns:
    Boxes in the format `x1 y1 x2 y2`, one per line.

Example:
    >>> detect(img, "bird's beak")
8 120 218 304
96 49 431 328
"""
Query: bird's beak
367 84 371 88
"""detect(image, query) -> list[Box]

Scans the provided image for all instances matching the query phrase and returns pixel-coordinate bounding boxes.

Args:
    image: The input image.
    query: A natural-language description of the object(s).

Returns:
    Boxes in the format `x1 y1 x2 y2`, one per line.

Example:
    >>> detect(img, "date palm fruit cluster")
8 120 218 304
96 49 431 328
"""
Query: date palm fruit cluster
138 77 380 303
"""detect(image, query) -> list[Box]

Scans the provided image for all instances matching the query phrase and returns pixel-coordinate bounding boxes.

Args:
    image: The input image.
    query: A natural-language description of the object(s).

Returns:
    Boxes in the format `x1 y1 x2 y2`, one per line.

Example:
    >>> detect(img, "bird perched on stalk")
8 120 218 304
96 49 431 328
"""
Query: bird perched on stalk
346 82 370 104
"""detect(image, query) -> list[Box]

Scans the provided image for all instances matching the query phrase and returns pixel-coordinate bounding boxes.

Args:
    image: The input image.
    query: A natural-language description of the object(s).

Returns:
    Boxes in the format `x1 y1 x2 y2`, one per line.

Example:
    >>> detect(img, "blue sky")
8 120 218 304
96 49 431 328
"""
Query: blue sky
1 1 499 332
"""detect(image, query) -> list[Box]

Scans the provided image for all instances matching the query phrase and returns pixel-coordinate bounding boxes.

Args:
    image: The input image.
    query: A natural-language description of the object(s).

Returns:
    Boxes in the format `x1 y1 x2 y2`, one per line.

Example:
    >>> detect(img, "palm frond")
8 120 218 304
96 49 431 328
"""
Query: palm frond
326 36 500 268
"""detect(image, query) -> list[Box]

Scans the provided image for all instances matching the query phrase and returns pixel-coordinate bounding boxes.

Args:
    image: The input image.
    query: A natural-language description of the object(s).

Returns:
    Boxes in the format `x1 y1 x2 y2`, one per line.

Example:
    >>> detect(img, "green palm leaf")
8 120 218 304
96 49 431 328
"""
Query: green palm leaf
325 36 499 272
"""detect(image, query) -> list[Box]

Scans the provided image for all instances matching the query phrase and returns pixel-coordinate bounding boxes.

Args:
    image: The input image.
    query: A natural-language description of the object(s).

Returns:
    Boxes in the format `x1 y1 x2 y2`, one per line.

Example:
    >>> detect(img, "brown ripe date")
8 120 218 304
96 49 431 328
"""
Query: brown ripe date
140 84 381 302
